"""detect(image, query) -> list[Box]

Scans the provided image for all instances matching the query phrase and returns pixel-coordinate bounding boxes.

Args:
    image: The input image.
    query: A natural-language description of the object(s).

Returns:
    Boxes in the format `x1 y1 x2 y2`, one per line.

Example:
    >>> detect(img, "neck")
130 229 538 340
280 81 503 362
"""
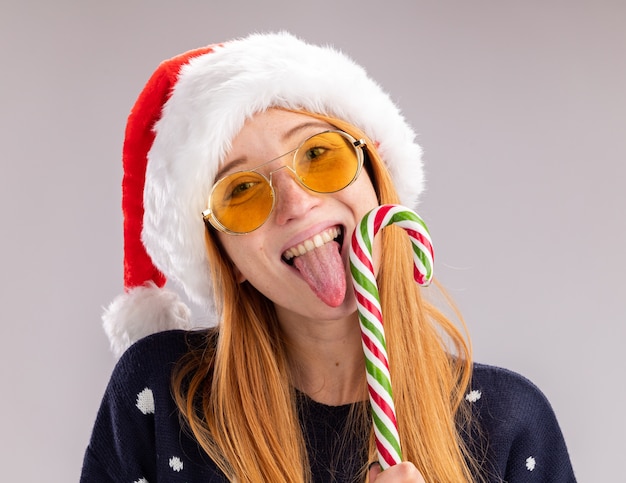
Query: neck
276 308 366 406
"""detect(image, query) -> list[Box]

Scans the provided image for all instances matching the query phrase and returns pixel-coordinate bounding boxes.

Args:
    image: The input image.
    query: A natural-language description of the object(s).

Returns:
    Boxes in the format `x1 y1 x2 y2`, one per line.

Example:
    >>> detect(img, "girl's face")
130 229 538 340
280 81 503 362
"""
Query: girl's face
215 109 380 324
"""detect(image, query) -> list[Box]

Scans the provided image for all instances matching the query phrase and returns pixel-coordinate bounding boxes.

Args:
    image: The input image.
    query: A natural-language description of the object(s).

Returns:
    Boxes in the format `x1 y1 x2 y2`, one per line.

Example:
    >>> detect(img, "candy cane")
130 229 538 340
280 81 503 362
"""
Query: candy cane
349 204 434 469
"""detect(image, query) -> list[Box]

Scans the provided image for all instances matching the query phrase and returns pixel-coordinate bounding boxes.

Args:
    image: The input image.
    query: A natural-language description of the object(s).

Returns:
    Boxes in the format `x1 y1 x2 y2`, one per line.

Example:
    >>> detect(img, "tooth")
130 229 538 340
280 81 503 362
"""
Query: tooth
283 226 344 262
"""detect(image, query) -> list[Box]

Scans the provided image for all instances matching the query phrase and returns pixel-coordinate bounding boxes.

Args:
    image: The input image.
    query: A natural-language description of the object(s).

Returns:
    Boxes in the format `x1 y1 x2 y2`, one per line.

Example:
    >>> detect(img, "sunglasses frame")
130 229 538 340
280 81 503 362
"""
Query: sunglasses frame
202 130 366 235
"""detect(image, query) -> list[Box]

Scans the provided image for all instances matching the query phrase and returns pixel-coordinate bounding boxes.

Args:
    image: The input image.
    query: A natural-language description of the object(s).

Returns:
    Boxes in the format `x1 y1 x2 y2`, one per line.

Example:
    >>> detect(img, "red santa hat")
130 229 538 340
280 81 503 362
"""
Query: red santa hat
103 32 425 357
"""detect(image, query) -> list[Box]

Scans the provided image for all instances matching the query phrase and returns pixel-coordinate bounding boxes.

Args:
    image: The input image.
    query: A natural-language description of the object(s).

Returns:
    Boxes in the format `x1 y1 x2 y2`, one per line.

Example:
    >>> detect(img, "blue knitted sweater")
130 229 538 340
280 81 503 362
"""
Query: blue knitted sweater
81 330 576 482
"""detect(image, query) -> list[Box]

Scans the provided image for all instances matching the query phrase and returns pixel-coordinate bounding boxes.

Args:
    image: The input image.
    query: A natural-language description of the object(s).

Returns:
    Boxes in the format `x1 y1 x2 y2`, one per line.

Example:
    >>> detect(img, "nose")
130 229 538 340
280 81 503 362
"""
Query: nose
270 167 321 225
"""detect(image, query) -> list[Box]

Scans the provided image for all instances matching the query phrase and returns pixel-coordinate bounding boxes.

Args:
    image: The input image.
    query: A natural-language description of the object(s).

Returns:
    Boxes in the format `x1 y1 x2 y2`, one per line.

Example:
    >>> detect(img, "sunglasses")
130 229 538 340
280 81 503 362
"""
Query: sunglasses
202 130 366 234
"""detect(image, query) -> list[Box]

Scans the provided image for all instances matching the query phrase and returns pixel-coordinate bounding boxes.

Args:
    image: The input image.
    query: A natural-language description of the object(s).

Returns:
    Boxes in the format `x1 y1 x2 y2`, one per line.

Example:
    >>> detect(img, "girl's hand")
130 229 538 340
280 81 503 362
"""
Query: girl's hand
368 462 425 482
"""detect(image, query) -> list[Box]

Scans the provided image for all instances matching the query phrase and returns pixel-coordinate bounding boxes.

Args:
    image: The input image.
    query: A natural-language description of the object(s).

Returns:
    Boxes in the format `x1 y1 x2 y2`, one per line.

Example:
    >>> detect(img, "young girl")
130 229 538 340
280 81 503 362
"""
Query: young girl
81 32 576 482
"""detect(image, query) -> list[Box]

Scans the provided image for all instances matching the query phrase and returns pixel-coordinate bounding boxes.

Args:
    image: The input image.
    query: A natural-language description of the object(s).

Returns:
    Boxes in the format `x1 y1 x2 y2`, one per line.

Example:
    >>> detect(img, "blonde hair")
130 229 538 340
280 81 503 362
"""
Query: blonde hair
172 113 482 482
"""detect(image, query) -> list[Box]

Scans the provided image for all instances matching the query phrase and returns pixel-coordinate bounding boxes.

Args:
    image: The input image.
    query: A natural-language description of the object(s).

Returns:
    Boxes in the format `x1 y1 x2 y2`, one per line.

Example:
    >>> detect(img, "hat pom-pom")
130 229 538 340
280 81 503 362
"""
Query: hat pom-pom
103 282 192 358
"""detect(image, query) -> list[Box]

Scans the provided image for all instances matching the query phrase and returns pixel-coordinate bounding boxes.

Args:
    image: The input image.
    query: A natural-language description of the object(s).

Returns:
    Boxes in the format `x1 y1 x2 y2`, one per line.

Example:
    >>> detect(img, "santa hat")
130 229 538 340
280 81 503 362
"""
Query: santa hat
103 32 425 357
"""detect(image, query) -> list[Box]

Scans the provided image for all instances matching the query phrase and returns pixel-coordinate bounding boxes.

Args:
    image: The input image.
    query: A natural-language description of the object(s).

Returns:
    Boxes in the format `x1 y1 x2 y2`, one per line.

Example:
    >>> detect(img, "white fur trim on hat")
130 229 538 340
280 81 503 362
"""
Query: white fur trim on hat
142 31 424 314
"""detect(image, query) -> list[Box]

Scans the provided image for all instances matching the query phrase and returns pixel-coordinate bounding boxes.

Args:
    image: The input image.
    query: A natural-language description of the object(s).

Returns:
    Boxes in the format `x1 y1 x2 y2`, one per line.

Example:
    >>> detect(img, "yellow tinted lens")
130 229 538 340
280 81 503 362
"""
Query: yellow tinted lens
294 132 359 192
210 172 273 233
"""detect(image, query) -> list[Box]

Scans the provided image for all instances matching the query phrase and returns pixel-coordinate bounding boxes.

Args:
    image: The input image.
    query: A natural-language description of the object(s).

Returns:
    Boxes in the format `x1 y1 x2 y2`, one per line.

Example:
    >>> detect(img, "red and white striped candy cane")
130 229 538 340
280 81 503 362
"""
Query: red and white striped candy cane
349 204 434 469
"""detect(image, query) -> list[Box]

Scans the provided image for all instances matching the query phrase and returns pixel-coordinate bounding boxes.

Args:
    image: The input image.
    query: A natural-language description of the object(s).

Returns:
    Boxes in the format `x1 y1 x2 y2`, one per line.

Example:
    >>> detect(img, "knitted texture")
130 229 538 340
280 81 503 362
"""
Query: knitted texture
81 331 577 482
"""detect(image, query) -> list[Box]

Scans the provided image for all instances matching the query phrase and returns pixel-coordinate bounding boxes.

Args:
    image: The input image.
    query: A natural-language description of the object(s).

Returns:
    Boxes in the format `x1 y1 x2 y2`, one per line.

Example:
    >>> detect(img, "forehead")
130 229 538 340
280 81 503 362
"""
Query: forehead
216 110 335 178
234 109 334 148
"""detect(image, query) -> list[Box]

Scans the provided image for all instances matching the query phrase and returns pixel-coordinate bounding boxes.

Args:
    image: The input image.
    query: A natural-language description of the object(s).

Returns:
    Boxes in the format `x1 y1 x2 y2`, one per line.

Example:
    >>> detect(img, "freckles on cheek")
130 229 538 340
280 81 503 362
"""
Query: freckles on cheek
237 245 266 272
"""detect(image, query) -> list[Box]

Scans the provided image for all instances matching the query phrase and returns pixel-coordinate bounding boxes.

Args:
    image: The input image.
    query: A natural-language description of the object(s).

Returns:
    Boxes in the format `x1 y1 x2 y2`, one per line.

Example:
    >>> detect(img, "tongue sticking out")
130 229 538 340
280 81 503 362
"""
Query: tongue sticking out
293 240 346 307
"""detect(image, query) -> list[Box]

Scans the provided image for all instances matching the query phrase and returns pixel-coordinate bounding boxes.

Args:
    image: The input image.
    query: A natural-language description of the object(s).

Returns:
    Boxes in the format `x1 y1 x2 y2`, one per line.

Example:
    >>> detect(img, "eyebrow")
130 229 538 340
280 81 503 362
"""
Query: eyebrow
280 120 333 143
214 119 333 181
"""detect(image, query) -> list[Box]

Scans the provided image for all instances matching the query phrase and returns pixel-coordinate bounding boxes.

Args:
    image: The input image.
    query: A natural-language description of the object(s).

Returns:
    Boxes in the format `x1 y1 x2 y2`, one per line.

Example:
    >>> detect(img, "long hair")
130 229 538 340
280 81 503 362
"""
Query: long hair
172 112 481 482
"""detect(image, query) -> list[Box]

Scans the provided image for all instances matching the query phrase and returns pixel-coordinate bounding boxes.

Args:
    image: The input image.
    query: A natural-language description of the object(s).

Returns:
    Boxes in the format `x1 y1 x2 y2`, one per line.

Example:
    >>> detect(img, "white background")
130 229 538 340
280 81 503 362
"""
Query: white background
1 1 624 481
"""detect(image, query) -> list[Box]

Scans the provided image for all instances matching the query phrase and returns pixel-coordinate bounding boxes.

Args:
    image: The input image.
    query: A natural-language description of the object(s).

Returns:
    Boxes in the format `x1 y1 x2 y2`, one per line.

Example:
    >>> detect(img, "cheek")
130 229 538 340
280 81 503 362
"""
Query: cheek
216 233 249 282
353 175 379 215
350 173 382 270
217 232 270 284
